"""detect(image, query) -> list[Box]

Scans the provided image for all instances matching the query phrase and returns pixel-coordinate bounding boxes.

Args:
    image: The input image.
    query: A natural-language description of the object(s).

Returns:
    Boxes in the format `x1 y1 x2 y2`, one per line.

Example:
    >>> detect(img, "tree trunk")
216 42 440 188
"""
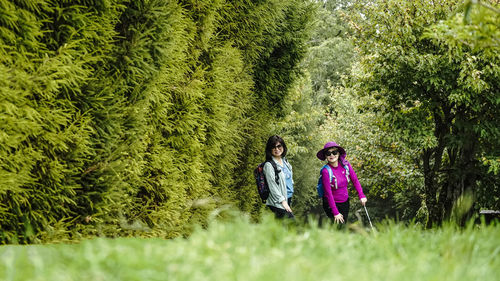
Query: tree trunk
441 129 479 225
423 145 445 228
423 107 450 228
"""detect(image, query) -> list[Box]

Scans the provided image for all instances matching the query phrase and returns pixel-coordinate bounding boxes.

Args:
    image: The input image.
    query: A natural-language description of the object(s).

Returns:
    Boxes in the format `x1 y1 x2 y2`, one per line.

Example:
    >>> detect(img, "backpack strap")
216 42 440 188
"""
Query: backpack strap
323 163 350 190
342 162 350 183
267 160 280 185
324 164 339 189
323 164 333 183
320 164 334 189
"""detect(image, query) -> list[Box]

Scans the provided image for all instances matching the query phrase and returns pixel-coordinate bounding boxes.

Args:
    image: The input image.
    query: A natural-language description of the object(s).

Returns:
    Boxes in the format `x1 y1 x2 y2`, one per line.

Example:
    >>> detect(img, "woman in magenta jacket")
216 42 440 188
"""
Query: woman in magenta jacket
316 141 367 224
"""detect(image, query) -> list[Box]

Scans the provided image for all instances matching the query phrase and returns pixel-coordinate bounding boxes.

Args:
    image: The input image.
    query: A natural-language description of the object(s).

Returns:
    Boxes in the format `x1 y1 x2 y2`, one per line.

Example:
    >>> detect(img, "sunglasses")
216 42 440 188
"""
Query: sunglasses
325 150 339 156
272 144 283 149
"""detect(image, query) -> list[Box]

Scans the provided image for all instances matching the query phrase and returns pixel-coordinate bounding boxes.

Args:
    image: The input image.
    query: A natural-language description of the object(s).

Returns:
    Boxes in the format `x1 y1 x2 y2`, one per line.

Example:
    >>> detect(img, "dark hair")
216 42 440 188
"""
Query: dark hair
265 135 287 161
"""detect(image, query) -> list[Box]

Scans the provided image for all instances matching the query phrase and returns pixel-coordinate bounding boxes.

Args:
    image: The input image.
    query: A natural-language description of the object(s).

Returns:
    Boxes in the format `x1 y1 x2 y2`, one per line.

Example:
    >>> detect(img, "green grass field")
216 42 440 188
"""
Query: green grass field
1 215 499 281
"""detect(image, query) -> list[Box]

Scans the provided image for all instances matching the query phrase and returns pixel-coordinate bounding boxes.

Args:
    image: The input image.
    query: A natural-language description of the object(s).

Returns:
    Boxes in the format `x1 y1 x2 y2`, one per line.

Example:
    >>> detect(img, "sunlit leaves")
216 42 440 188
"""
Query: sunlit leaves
352 0 499 224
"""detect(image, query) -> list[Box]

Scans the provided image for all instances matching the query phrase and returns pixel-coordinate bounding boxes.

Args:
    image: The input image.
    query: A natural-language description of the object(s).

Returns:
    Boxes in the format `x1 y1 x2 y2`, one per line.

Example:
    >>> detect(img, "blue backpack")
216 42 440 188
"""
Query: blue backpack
316 163 350 198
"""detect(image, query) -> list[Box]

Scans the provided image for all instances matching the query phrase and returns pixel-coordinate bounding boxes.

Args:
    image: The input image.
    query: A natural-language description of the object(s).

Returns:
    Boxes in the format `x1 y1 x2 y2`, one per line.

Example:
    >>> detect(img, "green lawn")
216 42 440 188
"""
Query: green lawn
1 216 499 281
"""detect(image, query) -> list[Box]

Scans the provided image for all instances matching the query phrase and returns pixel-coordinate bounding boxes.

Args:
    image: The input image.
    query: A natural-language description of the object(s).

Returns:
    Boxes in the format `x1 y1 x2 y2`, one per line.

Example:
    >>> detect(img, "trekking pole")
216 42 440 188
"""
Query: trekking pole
363 205 374 230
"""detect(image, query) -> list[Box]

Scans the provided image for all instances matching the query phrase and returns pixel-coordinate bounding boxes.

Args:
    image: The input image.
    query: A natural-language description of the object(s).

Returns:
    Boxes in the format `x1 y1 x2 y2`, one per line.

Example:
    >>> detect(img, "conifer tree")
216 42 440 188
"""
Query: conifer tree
1 0 314 243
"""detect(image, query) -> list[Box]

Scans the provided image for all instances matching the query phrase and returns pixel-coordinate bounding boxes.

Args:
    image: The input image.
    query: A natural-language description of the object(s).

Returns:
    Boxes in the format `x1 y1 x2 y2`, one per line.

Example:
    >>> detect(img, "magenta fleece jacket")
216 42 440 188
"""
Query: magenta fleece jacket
321 162 366 216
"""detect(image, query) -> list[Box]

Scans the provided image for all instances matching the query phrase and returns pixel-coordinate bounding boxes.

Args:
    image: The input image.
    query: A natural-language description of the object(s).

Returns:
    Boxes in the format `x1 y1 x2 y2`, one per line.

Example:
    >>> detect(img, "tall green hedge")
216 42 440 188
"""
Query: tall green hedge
0 0 312 243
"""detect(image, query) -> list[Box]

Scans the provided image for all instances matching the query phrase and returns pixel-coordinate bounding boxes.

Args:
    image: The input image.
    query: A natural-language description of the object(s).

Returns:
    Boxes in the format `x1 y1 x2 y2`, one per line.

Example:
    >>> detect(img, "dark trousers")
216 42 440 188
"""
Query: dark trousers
323 197 349 223
268 197 294 219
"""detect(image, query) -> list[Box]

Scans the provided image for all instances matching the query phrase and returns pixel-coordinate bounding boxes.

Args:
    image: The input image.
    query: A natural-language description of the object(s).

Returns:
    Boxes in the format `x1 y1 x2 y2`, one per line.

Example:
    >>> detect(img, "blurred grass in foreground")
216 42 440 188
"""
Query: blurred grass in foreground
0 215 499 281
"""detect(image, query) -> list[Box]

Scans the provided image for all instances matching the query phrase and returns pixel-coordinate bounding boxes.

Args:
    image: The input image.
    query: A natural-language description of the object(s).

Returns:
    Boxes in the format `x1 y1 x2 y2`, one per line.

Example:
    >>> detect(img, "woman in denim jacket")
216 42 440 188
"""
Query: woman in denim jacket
264 135 294 219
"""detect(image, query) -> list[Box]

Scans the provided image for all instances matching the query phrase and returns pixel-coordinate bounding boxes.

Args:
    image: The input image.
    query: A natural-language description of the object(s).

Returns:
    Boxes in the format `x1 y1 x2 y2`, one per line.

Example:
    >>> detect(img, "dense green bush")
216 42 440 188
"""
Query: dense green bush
0 0 313 243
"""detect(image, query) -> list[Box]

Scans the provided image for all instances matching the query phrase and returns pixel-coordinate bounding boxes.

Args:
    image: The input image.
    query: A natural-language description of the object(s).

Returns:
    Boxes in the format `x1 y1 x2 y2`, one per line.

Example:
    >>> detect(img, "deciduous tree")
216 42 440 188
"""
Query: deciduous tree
352 0 499 226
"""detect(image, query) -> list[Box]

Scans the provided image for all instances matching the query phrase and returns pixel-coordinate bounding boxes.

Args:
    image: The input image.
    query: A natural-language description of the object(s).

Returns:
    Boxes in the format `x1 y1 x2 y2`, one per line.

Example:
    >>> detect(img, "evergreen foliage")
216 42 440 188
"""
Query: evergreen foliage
0 0 313 243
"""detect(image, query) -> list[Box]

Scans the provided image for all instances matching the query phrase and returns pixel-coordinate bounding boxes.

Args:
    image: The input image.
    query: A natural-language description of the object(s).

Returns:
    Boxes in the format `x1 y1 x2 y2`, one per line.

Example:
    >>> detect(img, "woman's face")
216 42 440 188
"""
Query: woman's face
325 148 339 164
271 142 283 158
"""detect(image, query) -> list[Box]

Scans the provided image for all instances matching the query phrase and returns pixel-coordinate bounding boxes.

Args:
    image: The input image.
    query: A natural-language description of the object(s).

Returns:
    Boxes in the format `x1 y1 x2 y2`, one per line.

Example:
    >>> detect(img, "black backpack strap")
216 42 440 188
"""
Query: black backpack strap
267 160 280 185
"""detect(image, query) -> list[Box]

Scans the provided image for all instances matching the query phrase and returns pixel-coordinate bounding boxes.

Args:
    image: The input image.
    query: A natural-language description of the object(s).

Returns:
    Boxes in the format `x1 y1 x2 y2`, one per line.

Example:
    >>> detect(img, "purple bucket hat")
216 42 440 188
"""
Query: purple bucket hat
316 141 346 163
